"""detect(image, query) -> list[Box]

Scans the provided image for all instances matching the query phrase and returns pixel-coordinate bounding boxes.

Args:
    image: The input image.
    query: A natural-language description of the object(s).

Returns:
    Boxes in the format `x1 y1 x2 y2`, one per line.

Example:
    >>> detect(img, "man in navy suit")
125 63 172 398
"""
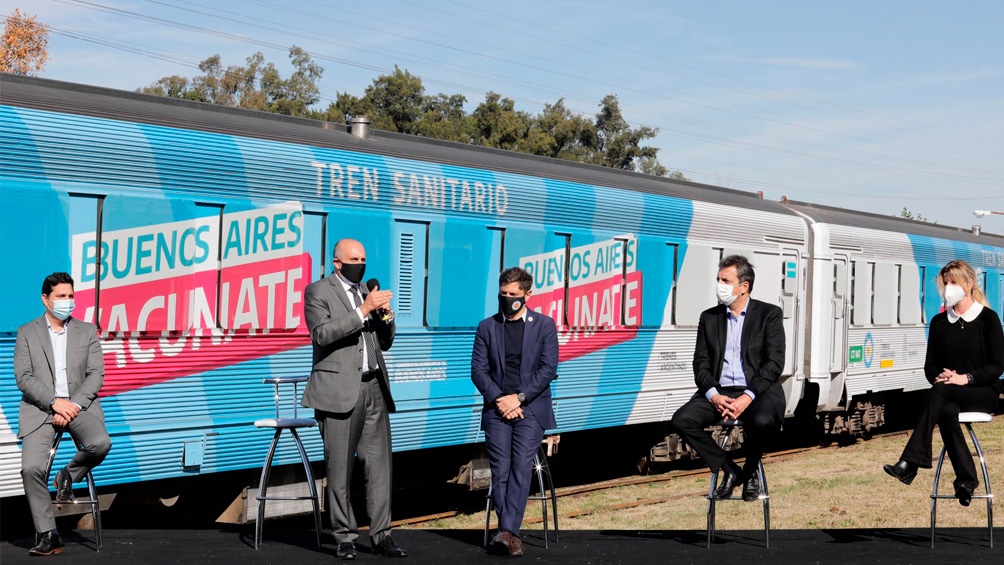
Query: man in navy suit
471 267 558 557
671 255 786 502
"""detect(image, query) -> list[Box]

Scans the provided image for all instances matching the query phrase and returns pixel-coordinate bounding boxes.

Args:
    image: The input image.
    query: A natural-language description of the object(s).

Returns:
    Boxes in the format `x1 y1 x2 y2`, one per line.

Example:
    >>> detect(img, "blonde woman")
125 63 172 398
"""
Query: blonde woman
884 259 1004 505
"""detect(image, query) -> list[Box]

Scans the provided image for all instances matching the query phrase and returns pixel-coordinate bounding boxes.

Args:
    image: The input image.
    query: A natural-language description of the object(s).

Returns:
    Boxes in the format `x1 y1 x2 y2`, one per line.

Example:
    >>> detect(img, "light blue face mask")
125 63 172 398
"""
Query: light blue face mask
49 299 74 321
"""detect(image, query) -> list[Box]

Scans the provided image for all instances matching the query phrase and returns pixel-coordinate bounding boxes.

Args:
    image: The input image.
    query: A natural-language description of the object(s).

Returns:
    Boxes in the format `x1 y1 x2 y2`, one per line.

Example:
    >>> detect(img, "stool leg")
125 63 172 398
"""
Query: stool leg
86 471 102 550
965 424 993 548
532 451 548 549
290 429 322 548
759 462 770 549
930 445 948 548
539 449 559 543
483 486 494 548
255 429 282 550
706 426 731 548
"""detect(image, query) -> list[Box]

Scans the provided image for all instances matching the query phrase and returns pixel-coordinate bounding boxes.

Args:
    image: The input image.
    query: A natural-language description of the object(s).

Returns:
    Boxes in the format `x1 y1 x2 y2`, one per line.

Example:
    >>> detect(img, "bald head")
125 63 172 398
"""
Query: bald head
334 238 365 262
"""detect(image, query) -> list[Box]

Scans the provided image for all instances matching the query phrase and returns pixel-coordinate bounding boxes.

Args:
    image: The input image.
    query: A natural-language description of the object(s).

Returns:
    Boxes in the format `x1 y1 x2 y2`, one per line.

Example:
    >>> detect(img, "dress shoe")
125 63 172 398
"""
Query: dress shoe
53 467 75 503
336 542 357 560
955 483 976 507
882 460 917 486
29 530 64 556
374 535 408 557
712 463 740 500
742 473 761 502
488 530 512 555
508 534 524 556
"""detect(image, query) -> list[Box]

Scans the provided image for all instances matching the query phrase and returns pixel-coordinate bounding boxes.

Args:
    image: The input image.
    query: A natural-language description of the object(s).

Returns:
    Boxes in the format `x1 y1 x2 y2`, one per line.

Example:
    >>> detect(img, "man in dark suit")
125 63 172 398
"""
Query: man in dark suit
301 238 407 559
471 267 559 557
14 272 112 556
671 255 785 501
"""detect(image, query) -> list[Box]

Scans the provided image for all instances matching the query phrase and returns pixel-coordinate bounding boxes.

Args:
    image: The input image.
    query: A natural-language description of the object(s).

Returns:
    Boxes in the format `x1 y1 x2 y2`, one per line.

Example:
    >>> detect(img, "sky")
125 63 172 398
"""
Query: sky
7 0 1004 234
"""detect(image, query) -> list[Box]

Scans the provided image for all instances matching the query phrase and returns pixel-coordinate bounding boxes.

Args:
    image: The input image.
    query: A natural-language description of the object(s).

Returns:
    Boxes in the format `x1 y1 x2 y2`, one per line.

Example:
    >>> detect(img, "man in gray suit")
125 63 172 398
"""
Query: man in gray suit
301 239 407 559
14 272 111 556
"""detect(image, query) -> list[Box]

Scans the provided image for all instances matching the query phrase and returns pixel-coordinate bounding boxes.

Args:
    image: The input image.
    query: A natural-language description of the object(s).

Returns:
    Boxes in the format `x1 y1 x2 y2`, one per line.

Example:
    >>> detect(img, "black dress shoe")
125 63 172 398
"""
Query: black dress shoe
336 542 357 560
742 474 761 502
53 467 75 503
882 460 917 486
955 484 976 507
712 463 740 500
374 535 407 557
29 530 64 556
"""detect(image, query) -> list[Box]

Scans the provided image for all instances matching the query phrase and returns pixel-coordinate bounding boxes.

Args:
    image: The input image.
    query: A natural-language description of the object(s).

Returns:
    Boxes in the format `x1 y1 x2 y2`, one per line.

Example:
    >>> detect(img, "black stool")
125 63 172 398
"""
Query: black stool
483 443 559 548
253 376 322 550
930 411 994 548
39 430 102 551
706 419 770 548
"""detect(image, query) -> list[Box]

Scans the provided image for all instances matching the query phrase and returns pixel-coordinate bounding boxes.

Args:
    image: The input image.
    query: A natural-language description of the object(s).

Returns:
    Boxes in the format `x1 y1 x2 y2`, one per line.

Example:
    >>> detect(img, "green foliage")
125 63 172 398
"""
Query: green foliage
900 207 928 222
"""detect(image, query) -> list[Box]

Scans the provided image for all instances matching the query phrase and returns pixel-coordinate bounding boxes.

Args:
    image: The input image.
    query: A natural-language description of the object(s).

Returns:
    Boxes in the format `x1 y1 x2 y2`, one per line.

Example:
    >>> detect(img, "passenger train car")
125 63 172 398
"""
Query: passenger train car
1 74 1002 500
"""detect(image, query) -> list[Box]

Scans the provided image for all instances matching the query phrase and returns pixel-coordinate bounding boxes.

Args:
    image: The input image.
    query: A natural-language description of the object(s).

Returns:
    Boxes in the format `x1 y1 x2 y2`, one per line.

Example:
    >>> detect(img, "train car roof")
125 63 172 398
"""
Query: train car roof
1 73 801 218
783 199 1004 246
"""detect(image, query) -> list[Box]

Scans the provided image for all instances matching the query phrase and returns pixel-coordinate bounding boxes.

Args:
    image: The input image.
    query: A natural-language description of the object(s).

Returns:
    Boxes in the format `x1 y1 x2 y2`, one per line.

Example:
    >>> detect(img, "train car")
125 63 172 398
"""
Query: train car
0 74 812 499
785 201 1004 435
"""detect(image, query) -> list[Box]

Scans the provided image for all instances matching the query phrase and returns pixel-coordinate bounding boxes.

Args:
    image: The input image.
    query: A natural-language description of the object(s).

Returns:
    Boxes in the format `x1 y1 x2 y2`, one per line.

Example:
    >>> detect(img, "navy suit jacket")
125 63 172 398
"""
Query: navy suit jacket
471 311 559 430
693 298 786 420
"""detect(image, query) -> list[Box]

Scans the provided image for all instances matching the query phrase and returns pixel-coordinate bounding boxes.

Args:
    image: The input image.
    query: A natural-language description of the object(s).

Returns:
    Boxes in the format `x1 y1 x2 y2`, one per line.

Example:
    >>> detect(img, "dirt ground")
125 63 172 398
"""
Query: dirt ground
408 416 1003 532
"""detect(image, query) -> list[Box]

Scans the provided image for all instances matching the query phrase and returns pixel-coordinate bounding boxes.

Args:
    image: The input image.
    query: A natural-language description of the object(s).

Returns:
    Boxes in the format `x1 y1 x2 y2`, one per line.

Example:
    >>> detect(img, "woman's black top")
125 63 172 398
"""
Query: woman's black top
924 305 1004 392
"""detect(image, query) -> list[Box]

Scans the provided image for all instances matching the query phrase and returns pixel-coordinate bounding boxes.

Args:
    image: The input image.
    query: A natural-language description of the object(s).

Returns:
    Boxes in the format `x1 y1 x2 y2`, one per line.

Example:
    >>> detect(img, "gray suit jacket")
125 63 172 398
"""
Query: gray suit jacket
13 315 106 438
301 276 397 414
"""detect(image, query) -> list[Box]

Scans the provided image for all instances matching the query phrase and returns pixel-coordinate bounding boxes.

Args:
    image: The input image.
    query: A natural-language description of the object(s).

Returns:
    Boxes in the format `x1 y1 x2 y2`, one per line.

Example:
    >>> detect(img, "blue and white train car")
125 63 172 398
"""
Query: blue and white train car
0 75 813 499
785 202 1004 434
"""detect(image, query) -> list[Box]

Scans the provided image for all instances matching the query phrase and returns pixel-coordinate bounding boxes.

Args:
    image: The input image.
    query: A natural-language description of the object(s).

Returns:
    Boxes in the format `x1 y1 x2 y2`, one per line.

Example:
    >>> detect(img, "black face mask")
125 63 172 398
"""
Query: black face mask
339 263 366 285
498 294 526 316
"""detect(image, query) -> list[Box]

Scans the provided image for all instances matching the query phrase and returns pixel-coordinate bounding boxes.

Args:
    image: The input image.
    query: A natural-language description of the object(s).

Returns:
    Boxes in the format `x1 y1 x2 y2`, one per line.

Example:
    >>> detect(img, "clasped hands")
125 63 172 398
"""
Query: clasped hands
51 398 80 428
495 394 524 421
934 368 968 386
710 393 751 420
361 288 394 319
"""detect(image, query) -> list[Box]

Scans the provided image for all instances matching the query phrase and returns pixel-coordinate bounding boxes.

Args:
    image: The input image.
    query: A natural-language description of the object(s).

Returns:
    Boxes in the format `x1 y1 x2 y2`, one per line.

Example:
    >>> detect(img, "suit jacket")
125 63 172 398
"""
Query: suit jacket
693 298 786 419
13 315 106 438
471 311 559 429
301 275 397 414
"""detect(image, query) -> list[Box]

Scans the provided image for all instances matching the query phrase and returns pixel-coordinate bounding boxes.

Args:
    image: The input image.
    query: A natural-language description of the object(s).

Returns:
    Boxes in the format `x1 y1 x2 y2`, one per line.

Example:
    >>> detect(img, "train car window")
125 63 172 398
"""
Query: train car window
392 220 429 327
873 262 897 325
668 242 680 326
482 227 506 319
675 244 718 326
752 252 783 312
302 211 327 282
899 265 922 324
851 260 873 326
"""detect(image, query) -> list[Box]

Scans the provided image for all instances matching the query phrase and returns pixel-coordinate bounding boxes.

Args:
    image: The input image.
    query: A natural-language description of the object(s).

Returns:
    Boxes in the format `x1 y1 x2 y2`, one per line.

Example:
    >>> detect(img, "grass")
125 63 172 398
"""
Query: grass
405 416 1004 531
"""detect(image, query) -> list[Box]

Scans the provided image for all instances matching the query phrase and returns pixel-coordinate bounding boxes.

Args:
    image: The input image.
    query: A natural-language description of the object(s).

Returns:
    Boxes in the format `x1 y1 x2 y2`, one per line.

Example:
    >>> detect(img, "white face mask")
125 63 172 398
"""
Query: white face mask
717 282 739 306
943 283 966 307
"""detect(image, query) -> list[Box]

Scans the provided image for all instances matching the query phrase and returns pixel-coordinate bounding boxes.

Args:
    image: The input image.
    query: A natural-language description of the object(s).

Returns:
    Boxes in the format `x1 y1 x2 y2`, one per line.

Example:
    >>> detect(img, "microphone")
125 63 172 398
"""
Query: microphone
366 278 392 322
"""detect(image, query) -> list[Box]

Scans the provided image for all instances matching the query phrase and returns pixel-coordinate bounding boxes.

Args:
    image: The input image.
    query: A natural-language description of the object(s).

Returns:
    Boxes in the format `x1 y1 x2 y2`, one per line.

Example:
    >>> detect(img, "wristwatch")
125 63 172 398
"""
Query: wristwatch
516 392 526 404
966 373 974 385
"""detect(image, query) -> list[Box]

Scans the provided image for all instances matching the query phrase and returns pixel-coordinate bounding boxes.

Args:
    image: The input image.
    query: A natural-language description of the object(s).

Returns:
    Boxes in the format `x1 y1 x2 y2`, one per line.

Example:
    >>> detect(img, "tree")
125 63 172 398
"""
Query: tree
1 8 49 75
139 46 323 117
472 92 532 151
900 207 928 222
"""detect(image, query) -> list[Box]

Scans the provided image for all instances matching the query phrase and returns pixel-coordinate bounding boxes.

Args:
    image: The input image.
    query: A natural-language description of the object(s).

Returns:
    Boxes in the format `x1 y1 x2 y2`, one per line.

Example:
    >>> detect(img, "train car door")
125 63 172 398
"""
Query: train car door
829 256 849 374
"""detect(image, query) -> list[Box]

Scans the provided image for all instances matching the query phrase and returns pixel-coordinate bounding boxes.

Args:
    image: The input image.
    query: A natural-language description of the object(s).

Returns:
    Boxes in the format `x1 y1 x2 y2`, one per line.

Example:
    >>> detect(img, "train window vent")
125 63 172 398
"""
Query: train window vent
398 233 415 315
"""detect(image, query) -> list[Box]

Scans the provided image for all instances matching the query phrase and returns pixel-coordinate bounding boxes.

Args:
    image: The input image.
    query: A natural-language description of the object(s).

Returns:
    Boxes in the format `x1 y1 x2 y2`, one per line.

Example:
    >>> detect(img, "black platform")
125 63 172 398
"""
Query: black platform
2 526 1001 564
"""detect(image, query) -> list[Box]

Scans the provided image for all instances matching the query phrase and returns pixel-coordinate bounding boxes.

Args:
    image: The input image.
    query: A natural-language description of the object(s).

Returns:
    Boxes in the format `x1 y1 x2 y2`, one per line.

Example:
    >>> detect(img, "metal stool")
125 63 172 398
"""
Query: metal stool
38 430 102 551
706 419 770 548
483 443 559 548
253 376 322 550
930 411 994 548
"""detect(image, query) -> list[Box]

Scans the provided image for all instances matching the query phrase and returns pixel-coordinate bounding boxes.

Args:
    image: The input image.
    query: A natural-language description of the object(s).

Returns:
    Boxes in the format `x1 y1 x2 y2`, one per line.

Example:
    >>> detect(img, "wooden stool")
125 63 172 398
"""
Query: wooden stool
706 419 770 548
253 376 322 550
39 430 102 551
930 412 994 548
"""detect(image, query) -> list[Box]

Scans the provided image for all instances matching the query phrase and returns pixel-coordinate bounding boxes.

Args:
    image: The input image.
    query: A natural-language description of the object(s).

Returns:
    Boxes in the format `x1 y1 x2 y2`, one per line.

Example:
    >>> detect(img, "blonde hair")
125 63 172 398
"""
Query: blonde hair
937 259 989 307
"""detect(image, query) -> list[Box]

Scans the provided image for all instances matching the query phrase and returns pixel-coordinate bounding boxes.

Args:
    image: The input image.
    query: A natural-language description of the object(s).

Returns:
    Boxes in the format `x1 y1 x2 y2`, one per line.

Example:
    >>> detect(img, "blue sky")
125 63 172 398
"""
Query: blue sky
10 0 1004 233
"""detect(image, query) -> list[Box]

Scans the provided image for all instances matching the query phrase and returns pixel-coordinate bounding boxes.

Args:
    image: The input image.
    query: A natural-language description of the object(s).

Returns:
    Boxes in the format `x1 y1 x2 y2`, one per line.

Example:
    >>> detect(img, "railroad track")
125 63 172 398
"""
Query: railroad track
394 429 974 527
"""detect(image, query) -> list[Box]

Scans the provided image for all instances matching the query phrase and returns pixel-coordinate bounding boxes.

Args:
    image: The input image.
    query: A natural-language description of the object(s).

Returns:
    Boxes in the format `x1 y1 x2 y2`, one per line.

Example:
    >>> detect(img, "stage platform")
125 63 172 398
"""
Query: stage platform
2 526 1001 564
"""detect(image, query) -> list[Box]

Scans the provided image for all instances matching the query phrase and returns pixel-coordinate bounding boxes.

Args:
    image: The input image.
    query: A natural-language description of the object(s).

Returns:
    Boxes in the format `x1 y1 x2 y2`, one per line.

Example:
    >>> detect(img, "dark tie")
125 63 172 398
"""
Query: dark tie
349 286 381 373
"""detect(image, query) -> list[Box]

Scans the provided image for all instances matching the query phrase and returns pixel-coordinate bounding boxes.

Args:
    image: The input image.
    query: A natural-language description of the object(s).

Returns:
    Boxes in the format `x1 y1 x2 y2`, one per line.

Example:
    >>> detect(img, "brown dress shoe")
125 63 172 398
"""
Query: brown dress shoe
508 535 524 556
489 530 511 555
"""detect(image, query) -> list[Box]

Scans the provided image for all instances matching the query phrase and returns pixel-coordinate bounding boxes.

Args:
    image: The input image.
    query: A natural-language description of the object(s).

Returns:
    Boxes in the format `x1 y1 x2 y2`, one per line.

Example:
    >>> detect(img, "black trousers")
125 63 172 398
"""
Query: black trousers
671 388 781 478
900 383 999 488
